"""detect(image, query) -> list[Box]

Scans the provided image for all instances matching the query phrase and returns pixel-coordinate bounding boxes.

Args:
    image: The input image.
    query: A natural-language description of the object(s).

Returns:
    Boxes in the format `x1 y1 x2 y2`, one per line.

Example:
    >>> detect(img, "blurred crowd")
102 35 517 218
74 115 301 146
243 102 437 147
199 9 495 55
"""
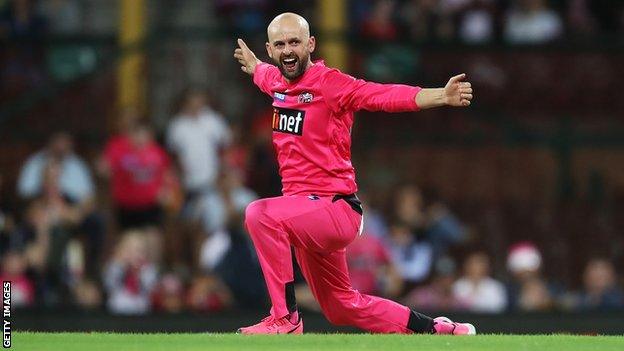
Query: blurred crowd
0 0 622 42
352 0 623 45
1 0 623 317
2 86 623 316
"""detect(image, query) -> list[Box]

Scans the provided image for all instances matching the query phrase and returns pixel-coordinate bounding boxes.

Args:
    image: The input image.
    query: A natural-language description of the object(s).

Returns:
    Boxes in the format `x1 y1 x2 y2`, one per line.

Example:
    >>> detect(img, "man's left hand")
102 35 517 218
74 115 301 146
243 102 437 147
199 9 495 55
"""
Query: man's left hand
444 73 473 107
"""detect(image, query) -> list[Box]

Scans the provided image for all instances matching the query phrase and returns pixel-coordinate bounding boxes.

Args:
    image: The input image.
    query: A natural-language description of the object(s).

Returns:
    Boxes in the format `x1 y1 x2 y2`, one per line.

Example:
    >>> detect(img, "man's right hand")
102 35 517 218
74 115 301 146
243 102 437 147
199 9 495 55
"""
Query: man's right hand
234 39 261 75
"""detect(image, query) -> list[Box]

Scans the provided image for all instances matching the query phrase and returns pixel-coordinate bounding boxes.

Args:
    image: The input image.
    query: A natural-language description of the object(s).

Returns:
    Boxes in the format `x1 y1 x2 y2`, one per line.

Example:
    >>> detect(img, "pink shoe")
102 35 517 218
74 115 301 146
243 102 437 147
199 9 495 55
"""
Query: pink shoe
433 316 476 335
237 314 303 335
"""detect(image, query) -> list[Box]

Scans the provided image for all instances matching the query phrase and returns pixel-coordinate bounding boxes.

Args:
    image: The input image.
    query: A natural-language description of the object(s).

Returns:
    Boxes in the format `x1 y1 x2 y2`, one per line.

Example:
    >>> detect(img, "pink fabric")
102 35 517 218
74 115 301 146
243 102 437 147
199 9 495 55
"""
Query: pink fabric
244 195 412 333
253 61 421 196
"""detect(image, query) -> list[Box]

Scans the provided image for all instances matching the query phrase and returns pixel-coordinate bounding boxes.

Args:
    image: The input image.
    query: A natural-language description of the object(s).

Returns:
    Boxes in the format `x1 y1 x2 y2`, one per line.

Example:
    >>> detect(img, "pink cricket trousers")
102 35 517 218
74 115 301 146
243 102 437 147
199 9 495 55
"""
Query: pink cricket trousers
244 194 413 333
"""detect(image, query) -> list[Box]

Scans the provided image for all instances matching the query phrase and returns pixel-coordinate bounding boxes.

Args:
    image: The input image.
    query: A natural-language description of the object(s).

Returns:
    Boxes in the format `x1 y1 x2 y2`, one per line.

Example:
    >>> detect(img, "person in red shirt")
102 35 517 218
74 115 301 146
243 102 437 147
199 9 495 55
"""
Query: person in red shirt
101 121 172 230
233 12 475 335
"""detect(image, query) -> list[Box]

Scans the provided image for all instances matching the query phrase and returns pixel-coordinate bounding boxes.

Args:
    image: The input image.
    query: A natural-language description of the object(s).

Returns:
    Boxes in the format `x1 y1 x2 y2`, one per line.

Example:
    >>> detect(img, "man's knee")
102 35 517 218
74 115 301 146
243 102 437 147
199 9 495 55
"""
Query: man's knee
244 199 272 234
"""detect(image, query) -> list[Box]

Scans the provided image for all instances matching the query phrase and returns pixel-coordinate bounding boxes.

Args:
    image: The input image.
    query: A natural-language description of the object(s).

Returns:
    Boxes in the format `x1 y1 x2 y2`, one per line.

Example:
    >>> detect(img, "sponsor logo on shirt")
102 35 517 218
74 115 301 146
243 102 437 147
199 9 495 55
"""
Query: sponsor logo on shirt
272 107 305 136
298 92 313 103
273 92 286 102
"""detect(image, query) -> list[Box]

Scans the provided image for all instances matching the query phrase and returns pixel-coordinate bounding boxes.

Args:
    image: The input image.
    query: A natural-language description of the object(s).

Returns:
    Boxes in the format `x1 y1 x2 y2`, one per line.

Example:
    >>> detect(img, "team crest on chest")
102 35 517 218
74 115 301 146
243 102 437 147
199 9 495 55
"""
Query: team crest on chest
298 92 314 103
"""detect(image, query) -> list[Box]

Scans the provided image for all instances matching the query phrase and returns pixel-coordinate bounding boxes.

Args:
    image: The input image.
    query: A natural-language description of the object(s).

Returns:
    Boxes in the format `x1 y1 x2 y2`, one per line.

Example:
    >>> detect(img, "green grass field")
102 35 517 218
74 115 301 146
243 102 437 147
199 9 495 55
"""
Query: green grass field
12 332 624 351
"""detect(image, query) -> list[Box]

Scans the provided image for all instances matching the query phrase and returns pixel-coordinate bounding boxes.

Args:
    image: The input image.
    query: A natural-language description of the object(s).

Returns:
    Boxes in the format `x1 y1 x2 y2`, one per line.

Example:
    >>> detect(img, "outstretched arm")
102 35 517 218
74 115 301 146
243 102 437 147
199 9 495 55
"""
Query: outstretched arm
233 38 262 75
416 73 473 109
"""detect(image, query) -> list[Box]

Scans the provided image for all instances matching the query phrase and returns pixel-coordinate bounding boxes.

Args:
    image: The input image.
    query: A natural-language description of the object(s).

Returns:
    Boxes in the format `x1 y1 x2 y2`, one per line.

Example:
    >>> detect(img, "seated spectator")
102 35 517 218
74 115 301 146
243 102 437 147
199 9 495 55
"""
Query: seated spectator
453 251 508 313
403 256 468 312
577 258 624 310
71 279 102 310
0 250 35 307
504 0 562 44
360 0 399 42
347 231 403 298
386 222 434 286
100 118 175 231
422 188 468 258
103 230 158 315
17 131 105 278
186 274 233 313
152 272 185 313
505 242 554 311
16 160 85 306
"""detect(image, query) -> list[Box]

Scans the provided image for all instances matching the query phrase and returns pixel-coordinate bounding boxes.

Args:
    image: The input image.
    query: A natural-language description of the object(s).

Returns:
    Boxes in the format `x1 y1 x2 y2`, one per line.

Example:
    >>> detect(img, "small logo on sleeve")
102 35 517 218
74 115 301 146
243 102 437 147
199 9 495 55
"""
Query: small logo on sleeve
273 92 286 102
272 107 305 136
298 92 313 103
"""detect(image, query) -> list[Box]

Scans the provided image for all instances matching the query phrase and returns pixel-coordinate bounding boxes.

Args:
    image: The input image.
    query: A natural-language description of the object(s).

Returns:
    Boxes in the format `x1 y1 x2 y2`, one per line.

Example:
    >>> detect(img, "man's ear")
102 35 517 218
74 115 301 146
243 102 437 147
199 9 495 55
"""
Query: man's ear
266 42 273 59
308 36 316 53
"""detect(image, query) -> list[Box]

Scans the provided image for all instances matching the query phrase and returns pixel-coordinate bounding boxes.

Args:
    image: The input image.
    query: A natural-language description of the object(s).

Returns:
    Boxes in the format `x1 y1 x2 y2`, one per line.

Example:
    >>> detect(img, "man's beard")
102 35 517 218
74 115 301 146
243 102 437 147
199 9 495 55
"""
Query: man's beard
275 52 310 80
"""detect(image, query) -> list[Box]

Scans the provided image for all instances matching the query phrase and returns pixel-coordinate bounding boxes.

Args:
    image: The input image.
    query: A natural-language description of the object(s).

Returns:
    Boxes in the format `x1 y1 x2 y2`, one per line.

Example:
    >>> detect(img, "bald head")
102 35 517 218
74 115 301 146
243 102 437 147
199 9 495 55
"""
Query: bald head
266 13 315 81
267 12 310 42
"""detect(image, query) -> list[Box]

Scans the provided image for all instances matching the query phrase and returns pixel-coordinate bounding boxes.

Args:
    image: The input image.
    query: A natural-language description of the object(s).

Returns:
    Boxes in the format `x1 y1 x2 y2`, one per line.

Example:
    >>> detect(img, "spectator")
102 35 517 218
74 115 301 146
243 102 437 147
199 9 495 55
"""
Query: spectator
504 0 563 44
0 250 35 307
360 0 399 42
444 0 498 43
17 132 105 278
152 272 185 313
71 279 102 310
198 167 256 271
453 252 508 313
16 160 87 306
347 231 403 298
103 230 159 315
506 242 554 311
186 274 233 313
100 118 174 231
422 188 468 258
577 258 624 310
166 87 232 221
386 221 434 286
403 256 468 312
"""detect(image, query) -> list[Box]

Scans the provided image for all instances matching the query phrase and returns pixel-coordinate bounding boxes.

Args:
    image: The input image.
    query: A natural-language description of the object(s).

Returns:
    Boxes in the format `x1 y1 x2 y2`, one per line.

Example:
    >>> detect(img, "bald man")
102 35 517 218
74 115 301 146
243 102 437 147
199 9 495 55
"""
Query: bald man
234 12 475 335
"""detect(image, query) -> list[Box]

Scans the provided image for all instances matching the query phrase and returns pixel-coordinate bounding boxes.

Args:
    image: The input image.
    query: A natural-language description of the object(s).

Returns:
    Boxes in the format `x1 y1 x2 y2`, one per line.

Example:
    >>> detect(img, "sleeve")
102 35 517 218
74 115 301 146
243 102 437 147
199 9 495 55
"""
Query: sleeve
322 69 422 114
252 62 281 96
17 155 43 200
70 158 95 201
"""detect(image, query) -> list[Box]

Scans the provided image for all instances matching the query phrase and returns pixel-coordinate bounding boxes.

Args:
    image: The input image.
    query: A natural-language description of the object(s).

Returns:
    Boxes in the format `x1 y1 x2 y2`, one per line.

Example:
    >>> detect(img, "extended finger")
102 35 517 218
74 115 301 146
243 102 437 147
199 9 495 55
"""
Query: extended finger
238 38 250 52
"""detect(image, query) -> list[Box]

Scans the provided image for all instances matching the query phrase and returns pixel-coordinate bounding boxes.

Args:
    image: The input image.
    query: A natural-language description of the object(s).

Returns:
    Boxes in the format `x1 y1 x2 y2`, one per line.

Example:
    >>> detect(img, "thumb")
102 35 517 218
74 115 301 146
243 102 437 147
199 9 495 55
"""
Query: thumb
449 73 466 84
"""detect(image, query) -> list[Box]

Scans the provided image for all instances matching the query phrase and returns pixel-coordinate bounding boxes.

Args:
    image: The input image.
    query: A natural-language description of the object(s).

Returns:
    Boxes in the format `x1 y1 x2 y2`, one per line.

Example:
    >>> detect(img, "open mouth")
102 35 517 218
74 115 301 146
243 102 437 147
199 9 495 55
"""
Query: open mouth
282 57 298 72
